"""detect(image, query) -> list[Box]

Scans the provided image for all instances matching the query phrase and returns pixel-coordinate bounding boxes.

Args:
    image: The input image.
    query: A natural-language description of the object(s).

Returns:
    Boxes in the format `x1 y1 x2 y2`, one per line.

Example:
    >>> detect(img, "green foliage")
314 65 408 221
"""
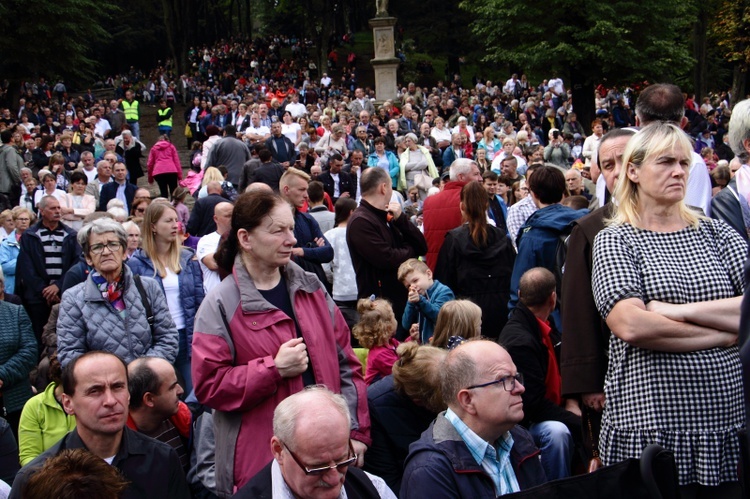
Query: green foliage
461 0 696 85
0 0 117 84
710 0 750 68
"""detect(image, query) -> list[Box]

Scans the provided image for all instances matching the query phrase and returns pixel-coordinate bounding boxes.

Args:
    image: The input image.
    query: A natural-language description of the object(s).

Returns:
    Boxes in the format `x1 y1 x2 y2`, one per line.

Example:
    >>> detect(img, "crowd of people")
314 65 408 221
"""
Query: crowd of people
0 32 748 499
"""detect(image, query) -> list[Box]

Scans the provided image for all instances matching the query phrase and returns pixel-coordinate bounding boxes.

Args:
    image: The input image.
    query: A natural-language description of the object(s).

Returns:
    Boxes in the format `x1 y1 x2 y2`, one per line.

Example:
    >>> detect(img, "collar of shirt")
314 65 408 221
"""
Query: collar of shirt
444 408 519 495
271 459 348 499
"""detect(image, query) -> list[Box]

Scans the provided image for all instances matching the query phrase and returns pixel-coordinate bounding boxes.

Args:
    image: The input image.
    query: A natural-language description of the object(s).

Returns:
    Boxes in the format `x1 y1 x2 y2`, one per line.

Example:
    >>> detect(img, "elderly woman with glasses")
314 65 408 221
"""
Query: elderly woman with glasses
56 218 178 368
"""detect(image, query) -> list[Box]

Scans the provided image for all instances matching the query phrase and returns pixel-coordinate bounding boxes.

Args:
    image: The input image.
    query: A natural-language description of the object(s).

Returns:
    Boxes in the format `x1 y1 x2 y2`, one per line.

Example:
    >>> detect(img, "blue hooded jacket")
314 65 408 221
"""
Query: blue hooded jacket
508 204 588 330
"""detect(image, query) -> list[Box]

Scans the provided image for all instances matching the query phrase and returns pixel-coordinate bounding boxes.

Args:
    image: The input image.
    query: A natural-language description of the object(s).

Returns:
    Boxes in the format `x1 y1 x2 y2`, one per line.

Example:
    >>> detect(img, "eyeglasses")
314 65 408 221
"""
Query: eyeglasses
15 218 30 222
282 440 356 476
89 241 122 255
467 373 524 392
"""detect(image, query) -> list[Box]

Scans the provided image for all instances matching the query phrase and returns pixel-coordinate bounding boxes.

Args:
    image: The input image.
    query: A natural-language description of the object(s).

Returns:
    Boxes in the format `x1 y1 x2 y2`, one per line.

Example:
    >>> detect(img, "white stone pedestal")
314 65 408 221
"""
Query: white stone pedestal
369 17 399 103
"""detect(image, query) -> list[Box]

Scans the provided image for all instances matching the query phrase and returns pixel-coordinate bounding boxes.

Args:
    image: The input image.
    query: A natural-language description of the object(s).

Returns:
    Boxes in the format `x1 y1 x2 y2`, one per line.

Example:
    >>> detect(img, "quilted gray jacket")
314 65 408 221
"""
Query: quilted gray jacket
56 265 178 367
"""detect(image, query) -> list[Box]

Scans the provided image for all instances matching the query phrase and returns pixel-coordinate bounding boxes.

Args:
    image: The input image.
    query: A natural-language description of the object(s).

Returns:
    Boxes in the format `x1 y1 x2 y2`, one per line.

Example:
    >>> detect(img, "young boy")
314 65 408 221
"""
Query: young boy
398 258 455 344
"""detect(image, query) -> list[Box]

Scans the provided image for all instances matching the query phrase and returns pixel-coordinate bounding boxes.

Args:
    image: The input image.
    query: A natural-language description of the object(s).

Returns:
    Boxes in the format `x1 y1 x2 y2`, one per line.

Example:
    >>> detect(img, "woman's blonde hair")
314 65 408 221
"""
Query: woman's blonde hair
431 300 482 349
392 342 447 413
202 166 223 187
140 201 182 278
609 122 703 229
352 298 396 349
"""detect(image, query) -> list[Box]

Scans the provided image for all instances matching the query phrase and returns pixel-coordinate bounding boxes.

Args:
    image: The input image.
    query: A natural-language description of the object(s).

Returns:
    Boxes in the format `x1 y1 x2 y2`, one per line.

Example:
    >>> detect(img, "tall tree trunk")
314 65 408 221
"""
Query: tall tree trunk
692 5 709 101
245 0 252 39
731 64 747 107
571 70 595 135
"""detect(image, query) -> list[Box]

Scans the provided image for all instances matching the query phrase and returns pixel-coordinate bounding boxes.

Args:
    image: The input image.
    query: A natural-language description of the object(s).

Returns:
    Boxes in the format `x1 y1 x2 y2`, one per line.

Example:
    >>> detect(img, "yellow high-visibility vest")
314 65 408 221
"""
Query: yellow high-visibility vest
157 108 172 128
122 100 139 122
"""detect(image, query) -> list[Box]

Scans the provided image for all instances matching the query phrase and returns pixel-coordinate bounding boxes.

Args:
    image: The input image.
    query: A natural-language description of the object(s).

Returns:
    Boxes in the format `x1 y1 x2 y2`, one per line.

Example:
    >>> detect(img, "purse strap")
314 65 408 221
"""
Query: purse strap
133 274 155 335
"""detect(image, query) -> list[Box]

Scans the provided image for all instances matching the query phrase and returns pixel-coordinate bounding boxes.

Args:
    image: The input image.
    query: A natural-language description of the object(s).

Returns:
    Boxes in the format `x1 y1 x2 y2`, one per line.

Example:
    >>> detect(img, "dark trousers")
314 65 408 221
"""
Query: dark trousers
155 173 179 200
25 302 51 346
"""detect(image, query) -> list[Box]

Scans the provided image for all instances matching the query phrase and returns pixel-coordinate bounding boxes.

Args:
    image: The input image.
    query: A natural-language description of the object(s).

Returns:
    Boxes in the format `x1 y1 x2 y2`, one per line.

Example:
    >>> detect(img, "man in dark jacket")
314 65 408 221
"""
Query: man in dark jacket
17 195 81 342
347 168 427 339
249 149 285 192
98 162 136 212
499 267 581 480
10 351 190 499
279 168 333 292
264 121 296 168
186 182 227 237
318 153 356 204
401 340 546 498
234 387 390 499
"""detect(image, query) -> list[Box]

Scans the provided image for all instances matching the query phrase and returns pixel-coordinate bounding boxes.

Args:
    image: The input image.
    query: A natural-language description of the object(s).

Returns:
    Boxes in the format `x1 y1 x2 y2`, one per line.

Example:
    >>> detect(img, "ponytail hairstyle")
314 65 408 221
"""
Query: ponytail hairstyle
392 342 447 413
460 181 489 247
352 298 396 349
215 191 286 273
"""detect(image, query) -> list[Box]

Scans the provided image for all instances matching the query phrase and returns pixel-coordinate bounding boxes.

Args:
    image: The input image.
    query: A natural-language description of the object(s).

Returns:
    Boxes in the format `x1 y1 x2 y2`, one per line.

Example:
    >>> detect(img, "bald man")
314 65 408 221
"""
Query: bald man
127 357 191 471
196 202 234 293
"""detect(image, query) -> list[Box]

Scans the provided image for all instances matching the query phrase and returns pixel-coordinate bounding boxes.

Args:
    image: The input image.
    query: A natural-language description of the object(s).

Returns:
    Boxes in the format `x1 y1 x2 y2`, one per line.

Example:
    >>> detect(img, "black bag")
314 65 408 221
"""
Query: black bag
504 445 679 499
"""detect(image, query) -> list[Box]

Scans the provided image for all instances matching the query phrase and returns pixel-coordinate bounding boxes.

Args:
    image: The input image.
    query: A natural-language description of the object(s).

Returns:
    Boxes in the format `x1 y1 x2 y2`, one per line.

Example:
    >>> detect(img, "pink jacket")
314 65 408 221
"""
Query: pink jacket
192 255 370 496
147 140 182 183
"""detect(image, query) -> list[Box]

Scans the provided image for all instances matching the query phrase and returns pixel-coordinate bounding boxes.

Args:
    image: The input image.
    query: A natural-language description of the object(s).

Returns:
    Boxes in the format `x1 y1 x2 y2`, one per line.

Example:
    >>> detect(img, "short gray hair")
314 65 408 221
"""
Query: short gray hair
273 386 351 448
728 99 750 162
37 195 58 211
449 158 476 181
77 218 128 255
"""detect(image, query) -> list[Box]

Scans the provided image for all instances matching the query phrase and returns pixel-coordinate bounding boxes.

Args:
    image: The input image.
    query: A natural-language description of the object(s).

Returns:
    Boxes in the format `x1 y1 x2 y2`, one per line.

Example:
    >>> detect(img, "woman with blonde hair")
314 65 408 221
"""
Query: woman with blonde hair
365 342 448 493
430 299 483 348
127 201 204 394
592 122 746 494
197 166 224 198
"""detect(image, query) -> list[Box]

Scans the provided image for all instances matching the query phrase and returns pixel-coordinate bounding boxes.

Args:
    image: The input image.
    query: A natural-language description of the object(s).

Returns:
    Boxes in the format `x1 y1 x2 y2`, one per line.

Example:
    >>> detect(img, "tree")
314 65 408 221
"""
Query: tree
0 0 115 89
461 0 695 131
710 0 750 105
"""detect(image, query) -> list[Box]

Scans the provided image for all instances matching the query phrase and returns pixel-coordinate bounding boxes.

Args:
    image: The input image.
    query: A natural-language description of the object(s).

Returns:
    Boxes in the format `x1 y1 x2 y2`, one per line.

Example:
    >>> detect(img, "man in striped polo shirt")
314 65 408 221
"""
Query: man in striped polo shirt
17 195 81 343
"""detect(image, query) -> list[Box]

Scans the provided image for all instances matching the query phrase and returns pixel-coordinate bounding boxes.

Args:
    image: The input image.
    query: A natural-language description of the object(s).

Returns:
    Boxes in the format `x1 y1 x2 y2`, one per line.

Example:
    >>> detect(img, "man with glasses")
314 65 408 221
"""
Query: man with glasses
499 268 582 480
401 340 546 498
234 386 395 499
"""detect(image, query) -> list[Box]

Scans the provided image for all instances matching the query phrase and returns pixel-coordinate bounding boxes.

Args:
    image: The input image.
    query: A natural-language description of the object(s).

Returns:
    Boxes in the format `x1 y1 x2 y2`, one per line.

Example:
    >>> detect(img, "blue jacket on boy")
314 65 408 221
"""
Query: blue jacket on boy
402 279 454 344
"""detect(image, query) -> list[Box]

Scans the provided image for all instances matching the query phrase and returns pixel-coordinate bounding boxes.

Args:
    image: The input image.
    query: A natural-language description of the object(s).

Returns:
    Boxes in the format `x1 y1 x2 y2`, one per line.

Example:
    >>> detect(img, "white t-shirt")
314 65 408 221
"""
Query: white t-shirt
196 231 222 294
162 268 186 330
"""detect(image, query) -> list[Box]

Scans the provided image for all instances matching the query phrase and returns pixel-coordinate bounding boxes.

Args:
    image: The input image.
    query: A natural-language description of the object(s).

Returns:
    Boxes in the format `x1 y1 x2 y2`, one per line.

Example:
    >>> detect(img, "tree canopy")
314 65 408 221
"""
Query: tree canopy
461 0 695 86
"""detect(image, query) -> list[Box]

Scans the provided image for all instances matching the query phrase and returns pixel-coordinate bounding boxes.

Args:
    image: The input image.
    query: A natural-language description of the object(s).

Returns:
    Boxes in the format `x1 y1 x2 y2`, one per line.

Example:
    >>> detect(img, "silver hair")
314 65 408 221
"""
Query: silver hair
107 207 128 222
37 195 58 211
77 218 128 255
122 220 141 234
273 386 351 448
449 158 476 181
728 99 750 162
121 130 133 138
440 345 479 408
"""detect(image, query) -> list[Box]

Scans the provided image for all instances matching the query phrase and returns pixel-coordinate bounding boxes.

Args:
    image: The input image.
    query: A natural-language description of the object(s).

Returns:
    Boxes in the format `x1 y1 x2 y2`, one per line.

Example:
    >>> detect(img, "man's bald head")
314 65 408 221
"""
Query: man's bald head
245 182 274 194
207 181 223 194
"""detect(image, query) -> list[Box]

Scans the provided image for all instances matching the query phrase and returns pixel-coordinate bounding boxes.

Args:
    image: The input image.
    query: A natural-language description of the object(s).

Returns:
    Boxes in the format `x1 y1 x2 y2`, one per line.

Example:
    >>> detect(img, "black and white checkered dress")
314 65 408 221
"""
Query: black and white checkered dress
592 219 746 486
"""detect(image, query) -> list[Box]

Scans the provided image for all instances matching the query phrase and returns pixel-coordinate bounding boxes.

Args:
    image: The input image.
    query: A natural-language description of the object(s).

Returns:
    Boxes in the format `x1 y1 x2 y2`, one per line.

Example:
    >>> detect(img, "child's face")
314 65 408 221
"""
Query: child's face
404 269 433 295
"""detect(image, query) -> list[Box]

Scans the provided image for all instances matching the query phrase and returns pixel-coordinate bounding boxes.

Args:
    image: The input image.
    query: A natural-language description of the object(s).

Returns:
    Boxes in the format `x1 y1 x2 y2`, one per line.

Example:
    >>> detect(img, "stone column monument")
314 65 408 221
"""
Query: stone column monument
369 1 399 103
